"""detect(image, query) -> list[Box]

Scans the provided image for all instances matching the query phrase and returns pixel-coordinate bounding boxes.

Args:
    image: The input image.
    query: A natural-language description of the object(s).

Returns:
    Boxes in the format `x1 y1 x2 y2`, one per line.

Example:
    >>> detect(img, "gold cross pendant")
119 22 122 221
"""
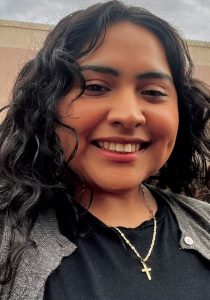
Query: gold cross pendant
141 263 152 280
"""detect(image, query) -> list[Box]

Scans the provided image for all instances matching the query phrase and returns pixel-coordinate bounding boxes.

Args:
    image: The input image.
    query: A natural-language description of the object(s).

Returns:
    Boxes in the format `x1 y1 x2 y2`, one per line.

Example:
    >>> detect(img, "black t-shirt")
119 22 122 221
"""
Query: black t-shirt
44 190 210 300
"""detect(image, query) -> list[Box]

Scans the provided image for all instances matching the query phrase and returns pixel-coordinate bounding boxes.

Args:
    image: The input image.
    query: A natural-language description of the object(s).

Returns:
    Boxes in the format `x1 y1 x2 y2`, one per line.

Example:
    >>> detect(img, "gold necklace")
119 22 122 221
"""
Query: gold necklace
114 185 157 281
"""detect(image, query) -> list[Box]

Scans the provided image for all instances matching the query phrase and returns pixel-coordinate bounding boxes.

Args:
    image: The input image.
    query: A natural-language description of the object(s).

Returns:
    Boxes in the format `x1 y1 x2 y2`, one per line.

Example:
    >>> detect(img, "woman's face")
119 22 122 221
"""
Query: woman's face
56 22 179 193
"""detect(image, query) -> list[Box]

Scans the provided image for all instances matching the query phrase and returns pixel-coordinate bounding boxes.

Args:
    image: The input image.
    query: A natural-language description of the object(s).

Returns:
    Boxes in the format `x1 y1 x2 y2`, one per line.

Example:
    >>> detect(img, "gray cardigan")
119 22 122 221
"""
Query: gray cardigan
0 188 210 300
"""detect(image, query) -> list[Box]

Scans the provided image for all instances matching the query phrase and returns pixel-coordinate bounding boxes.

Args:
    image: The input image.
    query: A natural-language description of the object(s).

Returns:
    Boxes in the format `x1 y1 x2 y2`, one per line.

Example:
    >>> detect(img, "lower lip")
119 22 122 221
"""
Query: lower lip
96 147 139 162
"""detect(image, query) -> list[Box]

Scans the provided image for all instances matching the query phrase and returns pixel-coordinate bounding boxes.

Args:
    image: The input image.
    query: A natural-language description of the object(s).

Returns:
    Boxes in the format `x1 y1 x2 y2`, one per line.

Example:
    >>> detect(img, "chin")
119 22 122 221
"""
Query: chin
88 177 143 193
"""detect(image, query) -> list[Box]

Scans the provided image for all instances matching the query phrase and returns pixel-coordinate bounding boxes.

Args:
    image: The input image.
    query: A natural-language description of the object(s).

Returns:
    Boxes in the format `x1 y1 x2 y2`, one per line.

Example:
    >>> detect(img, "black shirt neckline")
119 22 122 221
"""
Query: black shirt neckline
56 185 167 242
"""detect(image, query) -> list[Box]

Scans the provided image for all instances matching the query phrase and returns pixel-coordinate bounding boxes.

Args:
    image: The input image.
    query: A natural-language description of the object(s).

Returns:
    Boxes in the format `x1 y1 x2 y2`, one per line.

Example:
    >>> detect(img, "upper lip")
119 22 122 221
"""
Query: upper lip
91 137 149 144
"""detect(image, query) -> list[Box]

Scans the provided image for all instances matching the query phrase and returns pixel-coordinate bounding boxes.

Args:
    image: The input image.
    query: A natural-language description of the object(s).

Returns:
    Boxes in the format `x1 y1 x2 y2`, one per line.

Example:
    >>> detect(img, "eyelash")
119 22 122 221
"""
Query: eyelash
85 84 109 92
141 90 167 97
83 83 167 98
83 83 110 96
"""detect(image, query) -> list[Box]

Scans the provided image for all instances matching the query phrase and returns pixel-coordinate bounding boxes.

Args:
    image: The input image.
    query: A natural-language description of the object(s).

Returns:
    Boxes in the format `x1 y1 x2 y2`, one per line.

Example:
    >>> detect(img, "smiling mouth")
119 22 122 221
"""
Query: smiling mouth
92 141 149 153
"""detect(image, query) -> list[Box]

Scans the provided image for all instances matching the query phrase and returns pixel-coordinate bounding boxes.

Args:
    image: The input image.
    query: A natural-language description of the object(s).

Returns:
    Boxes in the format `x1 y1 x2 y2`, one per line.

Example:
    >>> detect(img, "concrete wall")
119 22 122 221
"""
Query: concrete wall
0 20 210 121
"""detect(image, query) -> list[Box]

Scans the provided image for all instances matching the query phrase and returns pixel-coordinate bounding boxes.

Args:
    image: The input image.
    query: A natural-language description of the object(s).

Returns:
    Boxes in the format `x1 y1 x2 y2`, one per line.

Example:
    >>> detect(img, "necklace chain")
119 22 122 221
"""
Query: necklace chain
114 185 157 281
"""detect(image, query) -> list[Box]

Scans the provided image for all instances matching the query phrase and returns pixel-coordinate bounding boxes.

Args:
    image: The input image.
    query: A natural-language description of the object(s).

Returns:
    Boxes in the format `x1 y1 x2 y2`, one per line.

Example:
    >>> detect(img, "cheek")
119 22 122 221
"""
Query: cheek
56 106 107 161
153 105 178 135
149 107 179 152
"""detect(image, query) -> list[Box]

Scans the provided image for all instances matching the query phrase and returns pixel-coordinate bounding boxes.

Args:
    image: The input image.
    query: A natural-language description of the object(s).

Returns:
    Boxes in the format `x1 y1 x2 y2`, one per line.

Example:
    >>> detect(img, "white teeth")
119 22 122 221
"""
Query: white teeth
124 144 132 152
109 142 116 151
96 141 141 153
116 143 125 152
131 144 136 152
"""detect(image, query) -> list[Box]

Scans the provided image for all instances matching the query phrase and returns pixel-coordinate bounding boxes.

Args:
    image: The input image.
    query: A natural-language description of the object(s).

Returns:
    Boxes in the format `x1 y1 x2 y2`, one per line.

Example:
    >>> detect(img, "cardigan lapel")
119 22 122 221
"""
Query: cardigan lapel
7 210 77 300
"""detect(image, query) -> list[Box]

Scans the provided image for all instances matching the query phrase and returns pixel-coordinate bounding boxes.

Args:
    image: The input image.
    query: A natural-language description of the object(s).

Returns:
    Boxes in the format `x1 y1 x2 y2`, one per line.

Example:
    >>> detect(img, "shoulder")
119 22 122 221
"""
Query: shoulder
149 185 210 221
149 186 210 260
157 188 210 221
0 209 77 299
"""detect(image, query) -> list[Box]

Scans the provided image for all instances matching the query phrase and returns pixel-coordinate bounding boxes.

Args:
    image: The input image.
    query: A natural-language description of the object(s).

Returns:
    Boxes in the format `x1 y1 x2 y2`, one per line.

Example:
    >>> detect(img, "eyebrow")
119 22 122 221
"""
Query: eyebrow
80 65 173 83
136 71 173 83
80 65 119 76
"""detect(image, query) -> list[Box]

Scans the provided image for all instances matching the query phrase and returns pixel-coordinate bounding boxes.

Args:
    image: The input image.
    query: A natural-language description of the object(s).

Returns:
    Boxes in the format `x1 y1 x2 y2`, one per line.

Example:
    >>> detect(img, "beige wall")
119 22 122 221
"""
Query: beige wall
0 20 52 107
0 20 210 121
188 40 210 85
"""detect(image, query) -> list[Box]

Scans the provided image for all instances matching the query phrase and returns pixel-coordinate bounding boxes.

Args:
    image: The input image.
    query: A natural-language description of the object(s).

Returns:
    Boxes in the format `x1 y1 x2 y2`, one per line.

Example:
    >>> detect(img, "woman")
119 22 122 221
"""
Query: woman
0 1 209 299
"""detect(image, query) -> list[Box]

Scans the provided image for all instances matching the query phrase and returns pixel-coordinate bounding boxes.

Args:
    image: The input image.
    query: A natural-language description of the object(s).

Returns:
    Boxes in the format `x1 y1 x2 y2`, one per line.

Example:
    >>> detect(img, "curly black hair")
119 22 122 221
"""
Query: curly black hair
0 0 209 286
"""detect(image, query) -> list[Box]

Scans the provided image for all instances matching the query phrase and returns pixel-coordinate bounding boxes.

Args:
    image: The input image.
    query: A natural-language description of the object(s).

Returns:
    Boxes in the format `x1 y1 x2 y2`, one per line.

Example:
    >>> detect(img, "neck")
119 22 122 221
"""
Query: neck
75 185 158 228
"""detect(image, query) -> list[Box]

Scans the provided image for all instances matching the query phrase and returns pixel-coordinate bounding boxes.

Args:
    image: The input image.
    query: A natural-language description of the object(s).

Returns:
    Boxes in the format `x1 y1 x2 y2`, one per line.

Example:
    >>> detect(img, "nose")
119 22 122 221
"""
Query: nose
107 90 146 129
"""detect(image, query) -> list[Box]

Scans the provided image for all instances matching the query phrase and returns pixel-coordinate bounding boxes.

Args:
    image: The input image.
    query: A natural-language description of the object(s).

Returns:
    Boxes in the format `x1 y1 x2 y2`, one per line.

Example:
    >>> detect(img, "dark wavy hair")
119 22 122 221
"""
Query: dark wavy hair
0 0 209 286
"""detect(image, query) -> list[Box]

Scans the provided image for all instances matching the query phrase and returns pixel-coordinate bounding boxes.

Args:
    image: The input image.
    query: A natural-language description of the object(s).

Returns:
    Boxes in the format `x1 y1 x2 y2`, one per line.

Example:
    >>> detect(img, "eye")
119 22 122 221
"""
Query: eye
141 89 167 97
84 83 110 96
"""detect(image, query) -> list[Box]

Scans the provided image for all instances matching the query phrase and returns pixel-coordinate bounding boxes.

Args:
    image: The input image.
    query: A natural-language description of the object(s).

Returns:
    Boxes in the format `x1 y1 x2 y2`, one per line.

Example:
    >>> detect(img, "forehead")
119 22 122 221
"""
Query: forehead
79 21 171 76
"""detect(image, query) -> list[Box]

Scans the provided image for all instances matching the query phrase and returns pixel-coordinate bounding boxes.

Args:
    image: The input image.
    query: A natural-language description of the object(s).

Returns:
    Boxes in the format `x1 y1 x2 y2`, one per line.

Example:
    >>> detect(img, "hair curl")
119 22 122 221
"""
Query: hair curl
0 0 209 286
